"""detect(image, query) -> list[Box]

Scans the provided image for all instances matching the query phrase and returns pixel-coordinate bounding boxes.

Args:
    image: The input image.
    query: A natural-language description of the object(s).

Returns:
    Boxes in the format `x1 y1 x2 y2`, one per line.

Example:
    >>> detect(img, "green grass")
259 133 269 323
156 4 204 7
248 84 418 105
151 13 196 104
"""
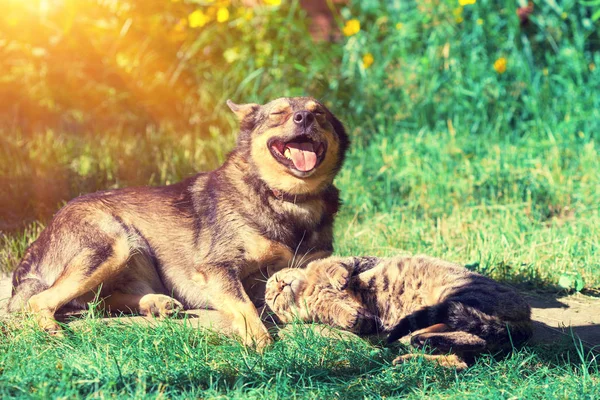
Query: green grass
1 0 600 397
335 132 600 289
0 318 598 399
1 129 599 398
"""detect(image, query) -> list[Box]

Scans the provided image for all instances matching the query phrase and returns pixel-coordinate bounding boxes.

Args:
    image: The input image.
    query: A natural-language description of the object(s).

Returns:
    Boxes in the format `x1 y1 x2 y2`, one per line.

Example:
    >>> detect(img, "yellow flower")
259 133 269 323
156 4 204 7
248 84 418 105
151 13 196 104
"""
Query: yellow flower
543 68 549 76
476 18 483 25
395 22 403 30
494 57 507 74
263 0 281 5
459 0 476 5
590 63 596 71
343 19 361 37
561 12 568 19
236 7 253 21
362 53 374 69
217 7 229 23
188 10 209 28
223 47 241 64
453 7 464 23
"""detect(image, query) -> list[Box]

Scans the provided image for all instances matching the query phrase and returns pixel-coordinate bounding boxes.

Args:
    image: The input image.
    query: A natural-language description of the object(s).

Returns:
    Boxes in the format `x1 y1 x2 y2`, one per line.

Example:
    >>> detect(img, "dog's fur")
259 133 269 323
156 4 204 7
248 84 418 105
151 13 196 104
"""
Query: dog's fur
8 97 349 348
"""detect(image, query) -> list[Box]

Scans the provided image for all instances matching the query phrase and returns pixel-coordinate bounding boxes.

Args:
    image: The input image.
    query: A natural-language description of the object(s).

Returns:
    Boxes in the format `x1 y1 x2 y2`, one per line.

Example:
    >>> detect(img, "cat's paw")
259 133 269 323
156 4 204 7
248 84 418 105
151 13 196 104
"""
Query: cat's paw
393 354 468 370
139 294 183 317
336 307 361 332
327 265 350 291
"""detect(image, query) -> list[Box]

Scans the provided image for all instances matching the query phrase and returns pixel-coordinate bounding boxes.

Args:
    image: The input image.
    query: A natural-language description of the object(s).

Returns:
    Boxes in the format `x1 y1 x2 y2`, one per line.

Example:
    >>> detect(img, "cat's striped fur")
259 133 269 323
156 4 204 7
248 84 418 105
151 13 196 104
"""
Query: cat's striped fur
265 255 533 368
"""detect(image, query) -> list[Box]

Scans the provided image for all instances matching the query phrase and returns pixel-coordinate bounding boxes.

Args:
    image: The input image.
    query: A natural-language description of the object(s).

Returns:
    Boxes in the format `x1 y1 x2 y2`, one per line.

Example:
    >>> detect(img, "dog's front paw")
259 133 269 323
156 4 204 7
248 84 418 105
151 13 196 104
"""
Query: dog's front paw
240 326 273 353
251 331 274 353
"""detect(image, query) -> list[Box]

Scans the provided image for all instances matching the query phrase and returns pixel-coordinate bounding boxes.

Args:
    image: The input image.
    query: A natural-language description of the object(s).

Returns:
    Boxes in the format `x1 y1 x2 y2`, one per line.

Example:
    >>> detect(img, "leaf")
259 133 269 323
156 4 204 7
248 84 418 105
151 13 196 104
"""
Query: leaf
465 262 480 270
558 273 586 292
574 275 585 292
558 274 574 290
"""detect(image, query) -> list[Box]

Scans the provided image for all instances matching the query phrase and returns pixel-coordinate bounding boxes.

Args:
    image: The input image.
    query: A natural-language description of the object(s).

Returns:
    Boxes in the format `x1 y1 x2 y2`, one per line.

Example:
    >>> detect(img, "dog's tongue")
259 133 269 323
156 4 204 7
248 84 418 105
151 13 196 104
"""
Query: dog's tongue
285 142 317 172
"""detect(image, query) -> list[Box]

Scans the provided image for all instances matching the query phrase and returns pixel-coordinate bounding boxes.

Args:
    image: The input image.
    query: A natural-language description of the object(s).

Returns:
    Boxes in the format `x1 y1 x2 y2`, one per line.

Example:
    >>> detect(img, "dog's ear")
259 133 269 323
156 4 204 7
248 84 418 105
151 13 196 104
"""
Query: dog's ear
228 100 261 133
227 100 260 121
327 110 350 160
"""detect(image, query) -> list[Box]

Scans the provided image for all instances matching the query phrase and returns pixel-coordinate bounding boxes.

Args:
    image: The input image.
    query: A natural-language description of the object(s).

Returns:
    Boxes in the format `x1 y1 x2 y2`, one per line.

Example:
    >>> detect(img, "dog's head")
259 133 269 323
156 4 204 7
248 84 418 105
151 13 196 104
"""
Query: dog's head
228 97 349 195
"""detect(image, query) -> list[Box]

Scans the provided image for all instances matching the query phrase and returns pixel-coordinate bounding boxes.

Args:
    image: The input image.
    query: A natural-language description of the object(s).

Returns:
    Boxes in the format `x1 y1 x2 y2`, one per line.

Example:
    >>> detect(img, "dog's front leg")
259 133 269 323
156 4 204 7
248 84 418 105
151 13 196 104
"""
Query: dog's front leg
199 270 272 350
222 294 272 350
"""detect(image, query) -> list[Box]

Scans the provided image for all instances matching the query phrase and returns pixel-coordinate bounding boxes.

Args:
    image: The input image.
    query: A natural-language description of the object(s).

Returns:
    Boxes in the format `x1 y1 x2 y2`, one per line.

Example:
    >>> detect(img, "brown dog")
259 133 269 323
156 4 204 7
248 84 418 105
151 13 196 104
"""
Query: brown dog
8 97 349 348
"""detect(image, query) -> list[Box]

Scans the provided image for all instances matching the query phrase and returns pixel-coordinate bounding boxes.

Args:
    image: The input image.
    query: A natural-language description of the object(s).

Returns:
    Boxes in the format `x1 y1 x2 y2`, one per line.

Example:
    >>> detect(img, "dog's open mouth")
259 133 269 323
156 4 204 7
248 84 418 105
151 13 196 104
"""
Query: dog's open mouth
268 136 326 173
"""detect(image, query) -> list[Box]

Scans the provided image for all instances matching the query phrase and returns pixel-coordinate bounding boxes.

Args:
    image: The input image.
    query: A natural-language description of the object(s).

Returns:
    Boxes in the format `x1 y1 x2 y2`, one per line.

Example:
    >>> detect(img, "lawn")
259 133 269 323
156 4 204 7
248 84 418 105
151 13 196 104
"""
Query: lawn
1 0 599 398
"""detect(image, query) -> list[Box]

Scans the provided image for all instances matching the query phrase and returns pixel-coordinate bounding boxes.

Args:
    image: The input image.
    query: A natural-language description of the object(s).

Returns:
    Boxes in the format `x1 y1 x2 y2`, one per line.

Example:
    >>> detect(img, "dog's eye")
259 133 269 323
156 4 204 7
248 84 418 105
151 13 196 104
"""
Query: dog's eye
270 111 286 116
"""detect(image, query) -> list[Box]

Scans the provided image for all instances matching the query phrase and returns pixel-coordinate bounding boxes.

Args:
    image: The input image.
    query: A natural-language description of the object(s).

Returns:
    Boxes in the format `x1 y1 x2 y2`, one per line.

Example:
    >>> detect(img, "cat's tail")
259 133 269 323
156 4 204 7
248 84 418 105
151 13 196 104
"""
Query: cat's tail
386 301 532 347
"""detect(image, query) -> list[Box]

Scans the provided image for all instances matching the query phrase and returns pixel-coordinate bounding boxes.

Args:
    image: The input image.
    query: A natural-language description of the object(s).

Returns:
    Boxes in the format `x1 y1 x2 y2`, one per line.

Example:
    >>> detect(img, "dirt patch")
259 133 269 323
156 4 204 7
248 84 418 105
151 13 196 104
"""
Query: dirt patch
1 275 598 348
0 274 10 314
523 291 599 349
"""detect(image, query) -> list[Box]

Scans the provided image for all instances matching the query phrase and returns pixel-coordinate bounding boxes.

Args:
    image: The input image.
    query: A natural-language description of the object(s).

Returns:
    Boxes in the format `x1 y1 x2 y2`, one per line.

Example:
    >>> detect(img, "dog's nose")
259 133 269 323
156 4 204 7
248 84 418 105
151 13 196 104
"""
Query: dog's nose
293 111 315 128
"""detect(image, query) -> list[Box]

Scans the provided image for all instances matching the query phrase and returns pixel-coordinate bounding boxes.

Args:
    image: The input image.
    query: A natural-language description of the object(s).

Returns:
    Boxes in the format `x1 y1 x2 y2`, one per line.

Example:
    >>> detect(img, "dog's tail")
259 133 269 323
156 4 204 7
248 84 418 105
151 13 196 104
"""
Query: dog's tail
7 278 47 313
7 254 48 313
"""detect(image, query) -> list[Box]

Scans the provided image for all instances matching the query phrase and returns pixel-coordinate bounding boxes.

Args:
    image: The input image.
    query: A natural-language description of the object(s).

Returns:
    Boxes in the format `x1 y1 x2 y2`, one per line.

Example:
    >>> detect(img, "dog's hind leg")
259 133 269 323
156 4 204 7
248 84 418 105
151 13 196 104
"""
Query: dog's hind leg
27 236 132 334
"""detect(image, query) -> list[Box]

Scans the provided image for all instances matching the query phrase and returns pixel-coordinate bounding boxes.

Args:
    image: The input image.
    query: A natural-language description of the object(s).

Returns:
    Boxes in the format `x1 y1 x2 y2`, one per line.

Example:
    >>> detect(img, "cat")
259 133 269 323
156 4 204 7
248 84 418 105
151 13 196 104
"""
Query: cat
265 255 533 369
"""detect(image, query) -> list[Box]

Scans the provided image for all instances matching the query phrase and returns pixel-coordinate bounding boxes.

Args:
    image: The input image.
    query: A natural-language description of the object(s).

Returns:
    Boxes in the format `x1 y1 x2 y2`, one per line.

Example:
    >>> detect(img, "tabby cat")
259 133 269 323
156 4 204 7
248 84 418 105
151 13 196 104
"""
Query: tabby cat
265 255 532 368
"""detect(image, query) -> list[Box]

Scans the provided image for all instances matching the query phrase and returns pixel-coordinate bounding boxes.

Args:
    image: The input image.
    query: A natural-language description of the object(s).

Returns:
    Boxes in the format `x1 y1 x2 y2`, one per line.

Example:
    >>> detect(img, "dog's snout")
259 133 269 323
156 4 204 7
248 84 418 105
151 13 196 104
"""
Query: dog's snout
293 111 315 128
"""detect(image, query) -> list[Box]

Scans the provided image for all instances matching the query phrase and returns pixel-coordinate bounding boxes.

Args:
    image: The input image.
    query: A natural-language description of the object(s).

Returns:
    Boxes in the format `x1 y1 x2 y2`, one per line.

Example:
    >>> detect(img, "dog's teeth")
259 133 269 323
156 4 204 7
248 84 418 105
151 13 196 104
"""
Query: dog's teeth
284 148 292 159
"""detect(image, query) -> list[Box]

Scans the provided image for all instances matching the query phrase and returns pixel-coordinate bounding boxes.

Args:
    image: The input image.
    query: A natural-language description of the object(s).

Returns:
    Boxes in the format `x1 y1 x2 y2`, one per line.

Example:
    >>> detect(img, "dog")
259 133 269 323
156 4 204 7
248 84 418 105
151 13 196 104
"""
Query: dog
8 97 349 348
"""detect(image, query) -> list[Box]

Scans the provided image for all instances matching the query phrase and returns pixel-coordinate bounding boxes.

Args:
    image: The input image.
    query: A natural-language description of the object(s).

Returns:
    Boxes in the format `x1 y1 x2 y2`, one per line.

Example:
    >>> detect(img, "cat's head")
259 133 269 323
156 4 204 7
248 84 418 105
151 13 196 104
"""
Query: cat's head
265 268 312 323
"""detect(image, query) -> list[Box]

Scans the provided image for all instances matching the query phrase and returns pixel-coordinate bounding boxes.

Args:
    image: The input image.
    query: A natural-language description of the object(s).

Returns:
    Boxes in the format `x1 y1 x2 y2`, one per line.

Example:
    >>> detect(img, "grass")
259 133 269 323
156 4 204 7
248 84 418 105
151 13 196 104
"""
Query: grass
1 0 600 398
0 318 598 399
1 128 598 398
335 131 600 289
3 131 598 288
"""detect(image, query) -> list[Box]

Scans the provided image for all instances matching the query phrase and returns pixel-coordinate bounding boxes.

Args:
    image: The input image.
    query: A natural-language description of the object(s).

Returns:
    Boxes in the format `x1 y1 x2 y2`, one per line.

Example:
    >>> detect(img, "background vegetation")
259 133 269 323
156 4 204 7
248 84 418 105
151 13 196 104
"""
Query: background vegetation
1 0 598 397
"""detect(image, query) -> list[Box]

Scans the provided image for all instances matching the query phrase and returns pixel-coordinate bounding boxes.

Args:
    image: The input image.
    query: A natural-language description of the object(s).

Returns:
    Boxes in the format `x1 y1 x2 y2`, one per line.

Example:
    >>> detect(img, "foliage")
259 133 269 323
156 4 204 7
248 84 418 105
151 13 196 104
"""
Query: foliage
2 0 598 136
0 0 336 132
